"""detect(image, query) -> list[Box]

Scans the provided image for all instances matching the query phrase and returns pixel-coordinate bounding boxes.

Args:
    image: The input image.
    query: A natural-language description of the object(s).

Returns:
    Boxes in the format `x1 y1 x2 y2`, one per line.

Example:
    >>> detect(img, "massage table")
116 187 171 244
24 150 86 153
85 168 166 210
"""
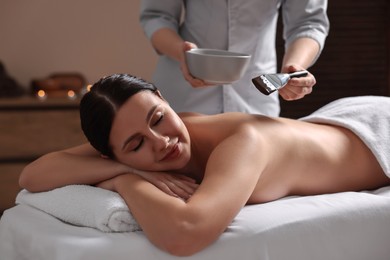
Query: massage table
1 186 390 260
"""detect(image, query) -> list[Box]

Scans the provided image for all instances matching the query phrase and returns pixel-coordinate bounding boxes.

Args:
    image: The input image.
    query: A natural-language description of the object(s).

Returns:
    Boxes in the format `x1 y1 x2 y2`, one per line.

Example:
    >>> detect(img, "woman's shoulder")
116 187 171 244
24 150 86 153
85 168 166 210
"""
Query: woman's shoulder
178 112 204 118
179 112 255 124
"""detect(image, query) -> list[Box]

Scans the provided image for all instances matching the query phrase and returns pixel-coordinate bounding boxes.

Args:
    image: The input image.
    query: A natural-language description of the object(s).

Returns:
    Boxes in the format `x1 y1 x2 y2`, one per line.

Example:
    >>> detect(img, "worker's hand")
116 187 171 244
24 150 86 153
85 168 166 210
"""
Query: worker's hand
278 65 316 100
180 41 216 88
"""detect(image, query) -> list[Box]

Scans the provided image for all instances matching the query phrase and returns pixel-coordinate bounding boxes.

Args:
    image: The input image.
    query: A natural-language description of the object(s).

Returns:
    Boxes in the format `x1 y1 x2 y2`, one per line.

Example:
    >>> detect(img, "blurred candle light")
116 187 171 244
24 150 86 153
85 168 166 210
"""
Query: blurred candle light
80 84 92 96
67 90 76 100
37 89 47 100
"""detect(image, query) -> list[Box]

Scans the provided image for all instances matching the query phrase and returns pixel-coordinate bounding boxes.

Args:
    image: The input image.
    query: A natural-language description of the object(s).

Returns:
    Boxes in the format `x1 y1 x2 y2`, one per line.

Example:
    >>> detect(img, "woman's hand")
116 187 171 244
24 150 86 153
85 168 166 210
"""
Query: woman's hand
278 65 316 101
135 170 199 200
97 171 199 201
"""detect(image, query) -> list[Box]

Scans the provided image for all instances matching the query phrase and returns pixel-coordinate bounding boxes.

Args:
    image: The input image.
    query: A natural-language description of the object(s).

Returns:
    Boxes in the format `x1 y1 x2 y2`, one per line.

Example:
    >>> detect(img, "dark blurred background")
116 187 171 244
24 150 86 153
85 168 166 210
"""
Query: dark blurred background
278 0 390 118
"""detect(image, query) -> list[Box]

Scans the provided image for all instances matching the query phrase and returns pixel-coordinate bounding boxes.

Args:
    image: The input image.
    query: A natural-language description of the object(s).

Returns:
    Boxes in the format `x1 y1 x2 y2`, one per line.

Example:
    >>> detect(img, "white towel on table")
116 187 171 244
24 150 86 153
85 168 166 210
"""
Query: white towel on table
300 96 390 178
16 185 141 232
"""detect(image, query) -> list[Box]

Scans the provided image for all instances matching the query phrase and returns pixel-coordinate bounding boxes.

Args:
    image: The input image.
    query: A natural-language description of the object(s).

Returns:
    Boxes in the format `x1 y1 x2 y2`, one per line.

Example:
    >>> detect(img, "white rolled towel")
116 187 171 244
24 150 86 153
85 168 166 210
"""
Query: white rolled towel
16 185 141 232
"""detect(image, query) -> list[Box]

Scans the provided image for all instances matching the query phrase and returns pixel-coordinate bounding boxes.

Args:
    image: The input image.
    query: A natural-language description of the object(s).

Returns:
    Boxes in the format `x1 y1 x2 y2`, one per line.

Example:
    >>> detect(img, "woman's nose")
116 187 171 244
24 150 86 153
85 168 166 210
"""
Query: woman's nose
153 134 170 151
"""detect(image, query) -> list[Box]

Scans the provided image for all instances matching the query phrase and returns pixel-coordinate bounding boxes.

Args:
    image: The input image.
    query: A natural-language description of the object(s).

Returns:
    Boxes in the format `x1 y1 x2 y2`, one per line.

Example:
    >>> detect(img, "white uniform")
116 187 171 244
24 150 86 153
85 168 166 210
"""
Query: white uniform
140 0 329 115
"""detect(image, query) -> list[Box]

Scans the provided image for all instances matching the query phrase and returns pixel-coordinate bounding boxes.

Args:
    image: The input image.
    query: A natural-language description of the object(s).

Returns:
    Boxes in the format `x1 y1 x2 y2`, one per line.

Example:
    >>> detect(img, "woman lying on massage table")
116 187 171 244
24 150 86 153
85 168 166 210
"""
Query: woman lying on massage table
19 74 390 256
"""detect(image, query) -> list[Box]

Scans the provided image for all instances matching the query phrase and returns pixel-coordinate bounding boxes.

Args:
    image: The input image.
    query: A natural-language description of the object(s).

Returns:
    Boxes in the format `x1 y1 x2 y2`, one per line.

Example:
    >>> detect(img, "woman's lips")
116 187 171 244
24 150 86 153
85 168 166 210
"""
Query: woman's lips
161 143 181 161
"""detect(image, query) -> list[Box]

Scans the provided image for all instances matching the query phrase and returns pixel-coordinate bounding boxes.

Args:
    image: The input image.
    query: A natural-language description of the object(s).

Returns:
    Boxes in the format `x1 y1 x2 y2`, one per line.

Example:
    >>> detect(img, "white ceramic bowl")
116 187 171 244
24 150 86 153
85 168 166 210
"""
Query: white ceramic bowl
185 48 251 84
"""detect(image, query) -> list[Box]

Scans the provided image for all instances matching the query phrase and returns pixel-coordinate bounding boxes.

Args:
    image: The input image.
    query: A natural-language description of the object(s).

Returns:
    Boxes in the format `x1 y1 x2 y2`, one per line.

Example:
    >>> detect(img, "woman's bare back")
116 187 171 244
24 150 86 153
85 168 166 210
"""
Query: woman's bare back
255 119 390 201
182 113 390 204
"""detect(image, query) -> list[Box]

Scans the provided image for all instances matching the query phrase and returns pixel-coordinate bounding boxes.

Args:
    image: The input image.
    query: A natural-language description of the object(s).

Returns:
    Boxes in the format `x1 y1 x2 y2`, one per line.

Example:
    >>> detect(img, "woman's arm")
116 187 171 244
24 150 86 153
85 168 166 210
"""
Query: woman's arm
103 125 266 256
19 143 133 192
19 143 199 199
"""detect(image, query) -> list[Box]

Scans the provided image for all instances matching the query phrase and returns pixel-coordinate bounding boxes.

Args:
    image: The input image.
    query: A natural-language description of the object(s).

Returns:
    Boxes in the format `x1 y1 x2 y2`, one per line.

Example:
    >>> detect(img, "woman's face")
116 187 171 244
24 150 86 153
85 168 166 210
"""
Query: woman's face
109 91 191 172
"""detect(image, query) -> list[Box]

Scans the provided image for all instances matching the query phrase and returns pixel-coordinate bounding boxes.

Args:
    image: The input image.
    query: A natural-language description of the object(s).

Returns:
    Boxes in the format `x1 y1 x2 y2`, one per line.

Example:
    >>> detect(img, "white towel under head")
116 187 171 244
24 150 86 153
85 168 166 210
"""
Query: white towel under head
16 185 141 232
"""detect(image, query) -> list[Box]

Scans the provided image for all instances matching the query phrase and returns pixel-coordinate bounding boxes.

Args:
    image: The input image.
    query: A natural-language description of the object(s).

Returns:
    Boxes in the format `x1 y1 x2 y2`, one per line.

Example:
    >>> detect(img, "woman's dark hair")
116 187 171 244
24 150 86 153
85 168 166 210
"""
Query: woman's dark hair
80 74 158 157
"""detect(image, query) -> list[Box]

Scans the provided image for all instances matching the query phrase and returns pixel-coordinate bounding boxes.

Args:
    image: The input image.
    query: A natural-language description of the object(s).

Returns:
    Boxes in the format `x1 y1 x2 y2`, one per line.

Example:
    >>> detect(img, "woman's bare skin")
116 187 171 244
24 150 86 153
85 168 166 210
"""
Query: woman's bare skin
181 112 388 203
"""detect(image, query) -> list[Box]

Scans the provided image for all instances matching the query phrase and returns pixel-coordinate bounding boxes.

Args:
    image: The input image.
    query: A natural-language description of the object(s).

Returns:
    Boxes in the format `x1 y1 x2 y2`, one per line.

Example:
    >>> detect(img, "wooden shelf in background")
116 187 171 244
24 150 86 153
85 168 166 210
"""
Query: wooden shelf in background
0 97 86 213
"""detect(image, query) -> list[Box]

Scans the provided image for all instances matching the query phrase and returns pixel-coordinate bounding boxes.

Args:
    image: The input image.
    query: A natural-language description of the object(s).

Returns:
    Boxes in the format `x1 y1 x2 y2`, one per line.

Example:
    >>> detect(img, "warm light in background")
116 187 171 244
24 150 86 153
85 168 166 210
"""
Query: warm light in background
86 84 92 92
37 89 46 99
67 90 76 99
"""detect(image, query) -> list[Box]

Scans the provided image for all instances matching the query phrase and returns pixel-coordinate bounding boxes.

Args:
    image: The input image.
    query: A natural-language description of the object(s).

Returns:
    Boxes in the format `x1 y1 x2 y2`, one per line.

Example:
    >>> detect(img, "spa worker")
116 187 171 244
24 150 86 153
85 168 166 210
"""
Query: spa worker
139 0 329 116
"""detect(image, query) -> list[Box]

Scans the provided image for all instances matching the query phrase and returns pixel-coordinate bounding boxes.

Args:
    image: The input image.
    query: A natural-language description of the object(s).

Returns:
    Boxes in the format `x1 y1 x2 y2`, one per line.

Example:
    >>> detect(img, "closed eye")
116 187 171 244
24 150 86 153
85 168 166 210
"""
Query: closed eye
132 138 144 152
153 113 164 126
132 113 162 152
